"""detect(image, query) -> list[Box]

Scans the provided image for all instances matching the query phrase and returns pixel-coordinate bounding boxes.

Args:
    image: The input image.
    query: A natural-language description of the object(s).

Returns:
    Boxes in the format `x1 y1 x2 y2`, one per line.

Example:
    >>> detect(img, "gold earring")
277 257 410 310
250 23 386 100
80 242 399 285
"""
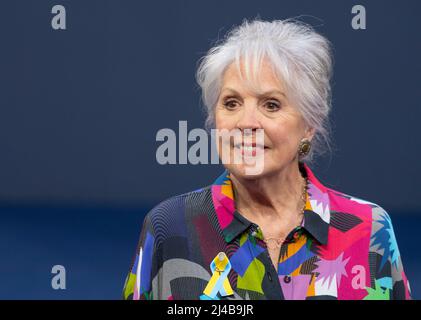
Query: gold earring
298 139 311 158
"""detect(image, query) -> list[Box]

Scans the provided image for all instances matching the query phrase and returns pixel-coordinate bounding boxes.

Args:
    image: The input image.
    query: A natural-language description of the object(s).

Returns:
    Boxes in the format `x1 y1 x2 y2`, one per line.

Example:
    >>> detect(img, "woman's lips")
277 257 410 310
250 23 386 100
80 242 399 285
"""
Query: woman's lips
233 144 268 156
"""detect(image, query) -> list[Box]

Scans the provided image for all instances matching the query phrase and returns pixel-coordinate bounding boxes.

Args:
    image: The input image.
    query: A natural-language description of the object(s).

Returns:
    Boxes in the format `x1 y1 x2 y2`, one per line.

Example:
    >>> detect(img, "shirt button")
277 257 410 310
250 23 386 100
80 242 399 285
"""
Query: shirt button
283 275 291 284
267 272 273 282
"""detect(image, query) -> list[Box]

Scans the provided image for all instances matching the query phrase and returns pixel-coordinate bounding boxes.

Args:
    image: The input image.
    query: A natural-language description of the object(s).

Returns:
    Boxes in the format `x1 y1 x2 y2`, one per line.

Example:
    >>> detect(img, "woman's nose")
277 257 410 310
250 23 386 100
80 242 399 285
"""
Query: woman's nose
235 105 261 130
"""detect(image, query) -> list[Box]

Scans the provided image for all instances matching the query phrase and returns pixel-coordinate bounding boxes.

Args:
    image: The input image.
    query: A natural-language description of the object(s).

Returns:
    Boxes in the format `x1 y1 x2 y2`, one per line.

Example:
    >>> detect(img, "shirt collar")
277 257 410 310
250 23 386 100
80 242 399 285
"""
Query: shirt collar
211 162 331 245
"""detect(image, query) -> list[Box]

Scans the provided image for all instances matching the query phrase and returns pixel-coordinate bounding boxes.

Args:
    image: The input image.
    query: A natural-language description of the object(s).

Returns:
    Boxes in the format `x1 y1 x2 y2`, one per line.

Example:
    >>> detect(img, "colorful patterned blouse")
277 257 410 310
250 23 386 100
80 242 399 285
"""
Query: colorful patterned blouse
122 163 412 300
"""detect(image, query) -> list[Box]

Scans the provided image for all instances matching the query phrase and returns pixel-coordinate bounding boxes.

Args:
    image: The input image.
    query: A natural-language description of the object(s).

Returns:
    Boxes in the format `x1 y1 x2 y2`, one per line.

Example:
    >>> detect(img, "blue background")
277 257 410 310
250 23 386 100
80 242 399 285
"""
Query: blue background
0 0 419 299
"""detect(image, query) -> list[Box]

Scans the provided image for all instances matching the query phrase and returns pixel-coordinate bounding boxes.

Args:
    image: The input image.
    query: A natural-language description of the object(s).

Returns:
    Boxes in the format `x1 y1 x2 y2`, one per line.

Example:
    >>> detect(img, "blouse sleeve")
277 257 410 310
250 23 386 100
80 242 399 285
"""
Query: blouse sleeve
371 207 412 300
122 213 157 300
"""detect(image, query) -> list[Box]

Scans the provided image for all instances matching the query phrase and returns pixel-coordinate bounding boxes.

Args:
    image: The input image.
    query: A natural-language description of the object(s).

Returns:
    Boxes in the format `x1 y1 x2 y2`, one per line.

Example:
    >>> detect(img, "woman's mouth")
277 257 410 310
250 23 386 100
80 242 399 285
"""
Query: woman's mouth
233 143 268 156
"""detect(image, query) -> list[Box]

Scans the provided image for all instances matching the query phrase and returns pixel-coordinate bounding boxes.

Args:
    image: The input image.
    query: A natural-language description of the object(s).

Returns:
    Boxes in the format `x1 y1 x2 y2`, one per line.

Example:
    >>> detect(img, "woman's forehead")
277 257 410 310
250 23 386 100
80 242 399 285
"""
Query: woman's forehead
221 61 287 97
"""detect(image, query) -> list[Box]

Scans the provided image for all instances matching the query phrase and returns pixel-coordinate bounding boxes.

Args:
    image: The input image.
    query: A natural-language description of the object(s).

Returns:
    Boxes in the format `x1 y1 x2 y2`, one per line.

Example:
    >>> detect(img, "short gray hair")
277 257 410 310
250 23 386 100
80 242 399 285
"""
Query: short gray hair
196 18 334 162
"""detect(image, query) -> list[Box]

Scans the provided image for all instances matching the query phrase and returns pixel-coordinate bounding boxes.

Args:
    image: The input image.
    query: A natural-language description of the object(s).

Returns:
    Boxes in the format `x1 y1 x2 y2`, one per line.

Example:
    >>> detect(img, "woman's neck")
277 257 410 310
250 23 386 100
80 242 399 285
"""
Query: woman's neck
230 161 306 222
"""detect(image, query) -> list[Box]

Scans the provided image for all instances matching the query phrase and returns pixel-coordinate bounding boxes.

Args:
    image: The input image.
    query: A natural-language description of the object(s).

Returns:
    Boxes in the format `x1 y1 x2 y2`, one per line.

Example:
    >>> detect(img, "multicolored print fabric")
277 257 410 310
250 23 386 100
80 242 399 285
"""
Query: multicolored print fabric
122 163 412 300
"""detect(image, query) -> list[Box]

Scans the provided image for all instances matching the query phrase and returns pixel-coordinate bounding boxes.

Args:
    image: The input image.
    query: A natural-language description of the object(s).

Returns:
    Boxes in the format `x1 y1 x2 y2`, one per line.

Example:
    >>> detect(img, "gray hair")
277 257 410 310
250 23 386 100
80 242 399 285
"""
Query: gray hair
196 18 334 163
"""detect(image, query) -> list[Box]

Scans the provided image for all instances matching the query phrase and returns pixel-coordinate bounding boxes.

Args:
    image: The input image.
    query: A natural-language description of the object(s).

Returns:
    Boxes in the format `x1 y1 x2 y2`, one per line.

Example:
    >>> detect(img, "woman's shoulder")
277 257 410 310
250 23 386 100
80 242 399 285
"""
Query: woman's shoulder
324 186 393 224
143 185 214 227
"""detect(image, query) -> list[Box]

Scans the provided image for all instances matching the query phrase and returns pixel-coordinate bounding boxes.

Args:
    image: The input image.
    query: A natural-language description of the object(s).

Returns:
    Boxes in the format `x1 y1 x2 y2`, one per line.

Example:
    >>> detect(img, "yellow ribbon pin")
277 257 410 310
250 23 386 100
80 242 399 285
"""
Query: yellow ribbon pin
200 252 233 299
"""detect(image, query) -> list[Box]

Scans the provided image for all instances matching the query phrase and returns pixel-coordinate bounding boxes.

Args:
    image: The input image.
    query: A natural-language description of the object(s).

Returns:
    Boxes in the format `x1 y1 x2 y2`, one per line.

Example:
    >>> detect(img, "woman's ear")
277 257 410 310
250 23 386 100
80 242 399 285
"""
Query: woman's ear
305 127 316 141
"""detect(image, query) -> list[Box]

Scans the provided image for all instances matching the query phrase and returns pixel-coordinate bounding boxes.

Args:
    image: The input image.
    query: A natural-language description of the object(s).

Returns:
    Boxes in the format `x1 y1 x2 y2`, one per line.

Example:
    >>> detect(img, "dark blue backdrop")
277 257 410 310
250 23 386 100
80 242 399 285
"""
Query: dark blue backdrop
0 0 419 299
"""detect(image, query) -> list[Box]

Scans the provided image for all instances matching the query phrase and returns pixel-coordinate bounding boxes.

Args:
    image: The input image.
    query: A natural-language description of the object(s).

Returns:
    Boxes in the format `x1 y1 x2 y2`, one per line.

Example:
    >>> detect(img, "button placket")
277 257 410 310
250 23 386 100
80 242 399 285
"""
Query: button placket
249 224 283 297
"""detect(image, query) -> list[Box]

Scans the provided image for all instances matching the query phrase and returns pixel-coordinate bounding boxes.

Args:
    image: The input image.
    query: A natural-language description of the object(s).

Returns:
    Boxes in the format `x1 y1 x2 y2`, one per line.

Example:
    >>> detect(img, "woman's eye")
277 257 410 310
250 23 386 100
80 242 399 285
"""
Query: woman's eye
264 101 281 112
223 100 239 110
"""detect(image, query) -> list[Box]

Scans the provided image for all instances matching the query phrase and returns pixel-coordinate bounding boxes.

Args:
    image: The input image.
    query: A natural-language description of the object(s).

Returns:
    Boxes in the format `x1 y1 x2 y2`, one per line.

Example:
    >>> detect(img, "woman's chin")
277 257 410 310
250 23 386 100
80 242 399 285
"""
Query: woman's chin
224 163 269 180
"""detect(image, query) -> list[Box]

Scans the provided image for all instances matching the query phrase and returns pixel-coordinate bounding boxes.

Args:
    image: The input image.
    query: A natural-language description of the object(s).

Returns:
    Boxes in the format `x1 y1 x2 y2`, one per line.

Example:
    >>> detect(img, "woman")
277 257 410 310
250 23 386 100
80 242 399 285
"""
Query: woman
122 19 411 300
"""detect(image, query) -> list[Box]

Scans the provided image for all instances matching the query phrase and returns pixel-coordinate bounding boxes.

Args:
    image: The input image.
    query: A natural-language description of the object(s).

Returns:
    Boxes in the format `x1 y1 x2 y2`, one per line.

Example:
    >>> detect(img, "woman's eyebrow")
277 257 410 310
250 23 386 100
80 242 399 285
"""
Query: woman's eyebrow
221 88 286 98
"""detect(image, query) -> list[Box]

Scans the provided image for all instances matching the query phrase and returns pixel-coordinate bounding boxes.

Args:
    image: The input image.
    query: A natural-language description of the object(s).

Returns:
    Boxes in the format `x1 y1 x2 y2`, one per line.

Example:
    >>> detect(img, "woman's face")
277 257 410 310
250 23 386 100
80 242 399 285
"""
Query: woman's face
215 59 314 179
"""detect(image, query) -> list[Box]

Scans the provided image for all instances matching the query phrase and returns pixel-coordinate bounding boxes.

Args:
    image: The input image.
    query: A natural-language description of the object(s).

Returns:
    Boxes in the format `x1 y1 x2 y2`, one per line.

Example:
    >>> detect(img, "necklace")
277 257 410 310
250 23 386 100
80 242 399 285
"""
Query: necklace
262 176 308 250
